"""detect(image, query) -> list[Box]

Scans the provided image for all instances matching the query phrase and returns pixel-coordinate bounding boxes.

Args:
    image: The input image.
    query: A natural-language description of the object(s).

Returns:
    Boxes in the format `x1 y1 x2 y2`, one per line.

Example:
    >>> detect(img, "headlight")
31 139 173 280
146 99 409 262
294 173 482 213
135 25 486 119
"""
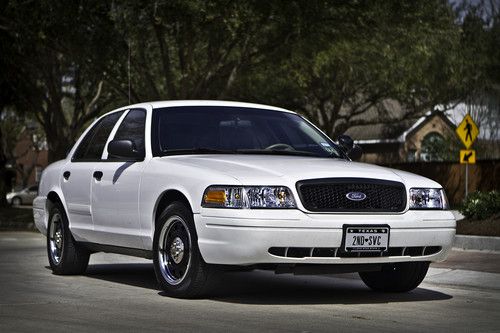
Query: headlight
202 186 296 209
409 188 449 210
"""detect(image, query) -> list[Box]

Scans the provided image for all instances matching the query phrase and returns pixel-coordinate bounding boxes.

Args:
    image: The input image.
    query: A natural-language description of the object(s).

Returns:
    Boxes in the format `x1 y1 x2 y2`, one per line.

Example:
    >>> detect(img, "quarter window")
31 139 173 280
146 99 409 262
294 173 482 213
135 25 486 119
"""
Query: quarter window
72 111 124 161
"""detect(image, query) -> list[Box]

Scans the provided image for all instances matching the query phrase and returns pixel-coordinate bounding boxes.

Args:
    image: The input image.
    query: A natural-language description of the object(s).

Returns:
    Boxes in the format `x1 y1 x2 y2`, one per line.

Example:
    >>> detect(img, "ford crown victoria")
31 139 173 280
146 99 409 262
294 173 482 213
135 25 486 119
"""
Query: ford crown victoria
33 101 455 298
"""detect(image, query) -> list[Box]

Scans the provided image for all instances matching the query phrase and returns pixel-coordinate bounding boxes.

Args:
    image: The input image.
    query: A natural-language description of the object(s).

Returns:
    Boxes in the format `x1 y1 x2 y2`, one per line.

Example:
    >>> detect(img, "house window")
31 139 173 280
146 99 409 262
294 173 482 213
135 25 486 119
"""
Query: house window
420 132 446 161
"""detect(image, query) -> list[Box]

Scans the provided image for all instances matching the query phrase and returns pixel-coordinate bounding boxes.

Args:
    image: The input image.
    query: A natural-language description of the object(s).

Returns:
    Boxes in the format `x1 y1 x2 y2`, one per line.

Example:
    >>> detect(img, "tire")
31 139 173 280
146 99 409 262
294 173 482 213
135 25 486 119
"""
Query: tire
11 197 22 206
153 201 213 298
47 202 90 275
359 261 430 292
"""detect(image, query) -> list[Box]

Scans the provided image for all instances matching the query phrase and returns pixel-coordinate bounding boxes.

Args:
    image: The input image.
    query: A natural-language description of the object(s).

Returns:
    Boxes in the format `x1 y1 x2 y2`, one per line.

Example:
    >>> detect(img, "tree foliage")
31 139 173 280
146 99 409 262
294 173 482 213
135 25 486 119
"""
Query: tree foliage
1 1 120 161
0 0 498 164
232 1 465 138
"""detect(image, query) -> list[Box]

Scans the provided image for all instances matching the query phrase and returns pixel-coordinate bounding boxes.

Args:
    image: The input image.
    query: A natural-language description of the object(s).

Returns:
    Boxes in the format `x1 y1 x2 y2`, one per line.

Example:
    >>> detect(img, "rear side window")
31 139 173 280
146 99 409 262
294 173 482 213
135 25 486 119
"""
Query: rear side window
112 109 146 158
72 111 124 161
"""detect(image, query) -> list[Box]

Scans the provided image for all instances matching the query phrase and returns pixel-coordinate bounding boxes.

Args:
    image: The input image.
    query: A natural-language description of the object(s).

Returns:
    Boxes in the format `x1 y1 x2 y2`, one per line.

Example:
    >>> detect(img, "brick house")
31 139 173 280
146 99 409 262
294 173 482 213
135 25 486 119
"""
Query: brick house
345 111 457 164
10 129 48 189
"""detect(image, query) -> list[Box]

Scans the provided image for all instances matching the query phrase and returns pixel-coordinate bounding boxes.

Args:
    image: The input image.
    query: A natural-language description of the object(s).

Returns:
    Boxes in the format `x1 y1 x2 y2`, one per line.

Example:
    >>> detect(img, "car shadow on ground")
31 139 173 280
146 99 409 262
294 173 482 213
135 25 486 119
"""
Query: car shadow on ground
84 263 159 290
81 262 452 305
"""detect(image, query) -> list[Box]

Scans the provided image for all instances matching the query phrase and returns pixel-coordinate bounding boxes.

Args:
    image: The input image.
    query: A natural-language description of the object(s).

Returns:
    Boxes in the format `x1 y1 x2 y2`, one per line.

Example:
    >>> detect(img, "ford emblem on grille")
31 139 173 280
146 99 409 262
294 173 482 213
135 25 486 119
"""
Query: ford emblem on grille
346 192 367 201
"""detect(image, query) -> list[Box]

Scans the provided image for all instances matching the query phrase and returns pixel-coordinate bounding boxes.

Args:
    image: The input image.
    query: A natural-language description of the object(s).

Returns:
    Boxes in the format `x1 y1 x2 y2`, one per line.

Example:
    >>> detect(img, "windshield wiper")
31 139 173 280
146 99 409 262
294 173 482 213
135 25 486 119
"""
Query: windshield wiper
161 147 342 159
161 148 236 155
236 149 320 157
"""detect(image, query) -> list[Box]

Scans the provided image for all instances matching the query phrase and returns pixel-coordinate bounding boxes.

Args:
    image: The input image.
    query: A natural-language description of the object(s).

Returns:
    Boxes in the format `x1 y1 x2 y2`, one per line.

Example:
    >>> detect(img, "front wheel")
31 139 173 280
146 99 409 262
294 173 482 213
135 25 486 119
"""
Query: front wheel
153 202 214 298
47 203 90 275
359 261 430 292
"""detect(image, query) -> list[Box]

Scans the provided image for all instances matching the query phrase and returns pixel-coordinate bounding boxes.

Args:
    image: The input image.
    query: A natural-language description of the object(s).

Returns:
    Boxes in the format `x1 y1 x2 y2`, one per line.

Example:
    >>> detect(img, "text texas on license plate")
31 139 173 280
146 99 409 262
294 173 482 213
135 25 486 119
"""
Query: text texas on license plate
344 226 390 252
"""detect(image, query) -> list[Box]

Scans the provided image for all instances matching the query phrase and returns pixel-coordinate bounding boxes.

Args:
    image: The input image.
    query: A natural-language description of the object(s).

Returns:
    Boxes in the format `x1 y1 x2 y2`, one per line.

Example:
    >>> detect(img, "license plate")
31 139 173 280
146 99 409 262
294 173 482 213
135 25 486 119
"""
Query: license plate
342 225 390 253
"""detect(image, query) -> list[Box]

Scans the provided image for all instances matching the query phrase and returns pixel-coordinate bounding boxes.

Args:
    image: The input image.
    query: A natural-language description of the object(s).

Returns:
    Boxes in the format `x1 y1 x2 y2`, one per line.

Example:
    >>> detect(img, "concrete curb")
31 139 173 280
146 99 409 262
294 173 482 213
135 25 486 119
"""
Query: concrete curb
454 235 500 252
0 222 36 232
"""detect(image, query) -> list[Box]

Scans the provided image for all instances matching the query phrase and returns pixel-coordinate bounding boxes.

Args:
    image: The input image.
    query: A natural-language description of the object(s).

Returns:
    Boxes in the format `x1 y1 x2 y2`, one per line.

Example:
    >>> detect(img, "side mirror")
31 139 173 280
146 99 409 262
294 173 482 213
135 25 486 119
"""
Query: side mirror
348 144 363 161
107 140 141 160
337 135 363 161
337 134 354 151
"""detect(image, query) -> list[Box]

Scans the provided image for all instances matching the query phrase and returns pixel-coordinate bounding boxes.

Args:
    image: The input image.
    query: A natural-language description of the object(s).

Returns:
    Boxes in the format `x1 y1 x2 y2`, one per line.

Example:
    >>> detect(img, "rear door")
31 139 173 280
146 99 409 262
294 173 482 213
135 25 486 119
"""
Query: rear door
61 111 124 241
90 108 148 248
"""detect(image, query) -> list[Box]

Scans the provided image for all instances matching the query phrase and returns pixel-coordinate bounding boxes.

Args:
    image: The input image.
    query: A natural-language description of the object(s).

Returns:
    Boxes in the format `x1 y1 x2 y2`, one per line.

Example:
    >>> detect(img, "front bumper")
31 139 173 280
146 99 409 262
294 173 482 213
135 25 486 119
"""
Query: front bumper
33 196 47 235
194 208 456 265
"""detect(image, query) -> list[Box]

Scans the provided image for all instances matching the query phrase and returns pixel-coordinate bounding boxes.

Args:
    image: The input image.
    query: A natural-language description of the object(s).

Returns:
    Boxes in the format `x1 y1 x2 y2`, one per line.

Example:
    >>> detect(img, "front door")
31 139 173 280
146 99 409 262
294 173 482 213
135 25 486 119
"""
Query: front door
90 108 148 249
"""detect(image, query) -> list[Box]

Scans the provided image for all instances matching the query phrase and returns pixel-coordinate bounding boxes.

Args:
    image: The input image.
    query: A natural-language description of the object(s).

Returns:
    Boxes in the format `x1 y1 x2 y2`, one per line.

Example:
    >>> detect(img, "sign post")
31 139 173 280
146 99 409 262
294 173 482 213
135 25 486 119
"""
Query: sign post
455 114 479 198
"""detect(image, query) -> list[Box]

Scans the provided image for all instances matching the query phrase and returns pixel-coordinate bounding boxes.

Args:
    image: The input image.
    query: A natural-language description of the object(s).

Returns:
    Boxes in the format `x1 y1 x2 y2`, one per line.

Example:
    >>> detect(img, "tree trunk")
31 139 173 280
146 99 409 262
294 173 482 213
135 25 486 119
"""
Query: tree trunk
47 139 70 163
0 126 10 207
44 103 74 163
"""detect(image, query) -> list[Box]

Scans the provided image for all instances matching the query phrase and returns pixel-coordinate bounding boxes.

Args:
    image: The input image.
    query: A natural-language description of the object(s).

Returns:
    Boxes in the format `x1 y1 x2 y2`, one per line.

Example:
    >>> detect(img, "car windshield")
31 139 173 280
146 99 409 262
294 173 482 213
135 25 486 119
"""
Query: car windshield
152 106 344 158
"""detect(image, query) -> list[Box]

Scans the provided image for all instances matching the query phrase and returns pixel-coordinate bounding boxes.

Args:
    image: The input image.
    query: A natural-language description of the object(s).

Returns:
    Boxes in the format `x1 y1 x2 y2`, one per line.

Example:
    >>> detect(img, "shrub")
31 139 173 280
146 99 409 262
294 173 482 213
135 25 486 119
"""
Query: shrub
460 191 500 220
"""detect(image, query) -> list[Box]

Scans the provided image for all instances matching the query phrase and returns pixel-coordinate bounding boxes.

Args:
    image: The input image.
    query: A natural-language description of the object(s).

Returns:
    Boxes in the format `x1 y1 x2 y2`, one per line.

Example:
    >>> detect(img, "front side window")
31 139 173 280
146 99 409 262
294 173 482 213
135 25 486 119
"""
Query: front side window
72 111 124 161
112 109 146 158
151 106 343 158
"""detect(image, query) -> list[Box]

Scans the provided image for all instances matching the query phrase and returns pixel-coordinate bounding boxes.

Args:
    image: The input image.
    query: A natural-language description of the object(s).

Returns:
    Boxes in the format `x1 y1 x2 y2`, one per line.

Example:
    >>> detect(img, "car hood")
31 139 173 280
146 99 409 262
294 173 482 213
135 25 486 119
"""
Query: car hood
161 155 441 188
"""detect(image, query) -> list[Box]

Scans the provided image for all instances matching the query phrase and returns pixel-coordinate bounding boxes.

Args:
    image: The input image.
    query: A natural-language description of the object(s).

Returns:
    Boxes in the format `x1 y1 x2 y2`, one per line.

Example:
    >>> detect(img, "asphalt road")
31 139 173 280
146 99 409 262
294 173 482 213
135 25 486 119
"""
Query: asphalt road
1 232 499 333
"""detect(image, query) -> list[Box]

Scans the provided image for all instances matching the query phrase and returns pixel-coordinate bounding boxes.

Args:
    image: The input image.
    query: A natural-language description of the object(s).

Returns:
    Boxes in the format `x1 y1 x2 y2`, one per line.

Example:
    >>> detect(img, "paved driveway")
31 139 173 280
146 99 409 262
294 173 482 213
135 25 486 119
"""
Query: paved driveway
1 232 499 332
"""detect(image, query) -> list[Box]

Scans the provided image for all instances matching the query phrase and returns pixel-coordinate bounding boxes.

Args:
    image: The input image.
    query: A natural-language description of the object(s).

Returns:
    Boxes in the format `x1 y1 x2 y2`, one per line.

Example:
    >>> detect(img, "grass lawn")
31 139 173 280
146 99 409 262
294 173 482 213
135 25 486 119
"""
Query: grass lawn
0 206 36 231
456 214 500 237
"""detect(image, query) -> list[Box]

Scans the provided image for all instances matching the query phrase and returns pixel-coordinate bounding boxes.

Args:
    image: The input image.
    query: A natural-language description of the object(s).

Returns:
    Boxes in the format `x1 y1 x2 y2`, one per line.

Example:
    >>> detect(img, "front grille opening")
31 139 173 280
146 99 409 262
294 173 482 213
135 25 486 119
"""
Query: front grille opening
312 248 338 257
268 246 442 258
268 247 287 257
424 246 441 256
388 247 404 256
286 247 311 258
296 178 406 213
405 247 425 256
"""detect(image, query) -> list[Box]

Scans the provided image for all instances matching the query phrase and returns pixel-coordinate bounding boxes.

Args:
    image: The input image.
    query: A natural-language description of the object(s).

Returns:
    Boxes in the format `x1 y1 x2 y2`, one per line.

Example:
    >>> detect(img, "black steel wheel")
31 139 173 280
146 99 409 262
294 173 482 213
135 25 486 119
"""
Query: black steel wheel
153 201 214 298
47 202 90 275
359 261 430 292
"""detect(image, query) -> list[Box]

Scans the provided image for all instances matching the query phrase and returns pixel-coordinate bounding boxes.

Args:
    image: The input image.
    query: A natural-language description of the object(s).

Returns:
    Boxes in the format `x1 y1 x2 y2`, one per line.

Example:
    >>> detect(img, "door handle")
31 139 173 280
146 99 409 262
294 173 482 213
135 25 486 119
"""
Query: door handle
63 171 71 180
93 171 103 181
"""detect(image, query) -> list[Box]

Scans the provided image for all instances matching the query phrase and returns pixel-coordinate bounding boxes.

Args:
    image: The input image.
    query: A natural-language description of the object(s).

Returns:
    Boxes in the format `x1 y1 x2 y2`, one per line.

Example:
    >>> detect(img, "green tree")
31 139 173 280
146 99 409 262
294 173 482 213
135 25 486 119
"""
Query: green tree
2 0 121 162
456 0 500 159
233 1 466 139
0 6 18 206
2 0 495 167
108 0 308 101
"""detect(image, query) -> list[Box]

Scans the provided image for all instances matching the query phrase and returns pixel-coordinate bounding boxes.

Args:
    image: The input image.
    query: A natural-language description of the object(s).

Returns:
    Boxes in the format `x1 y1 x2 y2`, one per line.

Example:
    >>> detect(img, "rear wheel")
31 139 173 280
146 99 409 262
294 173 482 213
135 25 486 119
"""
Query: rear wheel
359 261 430 292
153 202 213 298
47 202 90 275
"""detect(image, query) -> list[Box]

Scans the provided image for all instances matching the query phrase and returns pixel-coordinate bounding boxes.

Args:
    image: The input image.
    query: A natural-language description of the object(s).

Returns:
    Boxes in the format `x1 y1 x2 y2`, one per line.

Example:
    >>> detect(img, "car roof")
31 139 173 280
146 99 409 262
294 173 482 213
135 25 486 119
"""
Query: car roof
111 100 295 114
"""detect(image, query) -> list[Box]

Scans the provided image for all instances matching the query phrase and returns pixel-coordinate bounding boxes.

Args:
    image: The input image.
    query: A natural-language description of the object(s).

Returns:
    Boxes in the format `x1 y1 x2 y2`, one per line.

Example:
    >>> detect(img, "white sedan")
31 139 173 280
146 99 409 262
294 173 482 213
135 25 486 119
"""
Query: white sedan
33 101 455 298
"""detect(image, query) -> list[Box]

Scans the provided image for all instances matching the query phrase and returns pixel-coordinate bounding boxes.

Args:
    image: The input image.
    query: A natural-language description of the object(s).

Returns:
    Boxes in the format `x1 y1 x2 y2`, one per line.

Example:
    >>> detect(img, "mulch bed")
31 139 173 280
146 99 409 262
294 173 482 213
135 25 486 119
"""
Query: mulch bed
456 214 500 237
0 207 36 231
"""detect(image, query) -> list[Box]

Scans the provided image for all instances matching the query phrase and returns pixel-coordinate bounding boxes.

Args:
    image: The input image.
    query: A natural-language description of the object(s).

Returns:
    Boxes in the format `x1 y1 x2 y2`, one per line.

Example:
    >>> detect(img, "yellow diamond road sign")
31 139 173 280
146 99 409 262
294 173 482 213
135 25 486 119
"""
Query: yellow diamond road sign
460 149 476 164
456 113 479 149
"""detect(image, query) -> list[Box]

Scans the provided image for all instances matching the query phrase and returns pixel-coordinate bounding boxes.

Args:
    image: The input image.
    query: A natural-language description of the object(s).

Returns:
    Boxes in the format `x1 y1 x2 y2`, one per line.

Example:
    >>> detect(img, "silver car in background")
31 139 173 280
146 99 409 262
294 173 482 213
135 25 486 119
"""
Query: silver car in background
6 185 38 206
